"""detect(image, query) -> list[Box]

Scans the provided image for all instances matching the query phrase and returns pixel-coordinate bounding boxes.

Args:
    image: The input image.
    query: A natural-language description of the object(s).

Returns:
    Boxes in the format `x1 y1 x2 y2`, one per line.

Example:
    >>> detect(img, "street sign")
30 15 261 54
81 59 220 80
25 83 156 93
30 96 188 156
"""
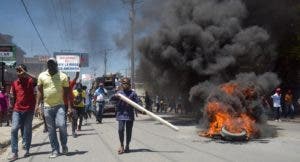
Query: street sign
82 74 93 81
54 52 89 67
56 55 80 72
0 45 16 66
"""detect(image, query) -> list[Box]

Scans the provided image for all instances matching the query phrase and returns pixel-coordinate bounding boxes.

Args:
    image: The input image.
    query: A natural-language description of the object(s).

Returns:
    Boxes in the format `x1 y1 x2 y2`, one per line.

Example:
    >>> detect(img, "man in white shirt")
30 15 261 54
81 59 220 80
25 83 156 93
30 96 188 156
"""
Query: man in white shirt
271 88 282 122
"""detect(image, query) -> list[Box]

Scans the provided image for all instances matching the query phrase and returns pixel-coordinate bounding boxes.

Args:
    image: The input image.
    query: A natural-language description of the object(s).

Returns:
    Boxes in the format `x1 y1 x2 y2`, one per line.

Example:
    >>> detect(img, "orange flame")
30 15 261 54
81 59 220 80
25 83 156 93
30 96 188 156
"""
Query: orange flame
203 83 258 138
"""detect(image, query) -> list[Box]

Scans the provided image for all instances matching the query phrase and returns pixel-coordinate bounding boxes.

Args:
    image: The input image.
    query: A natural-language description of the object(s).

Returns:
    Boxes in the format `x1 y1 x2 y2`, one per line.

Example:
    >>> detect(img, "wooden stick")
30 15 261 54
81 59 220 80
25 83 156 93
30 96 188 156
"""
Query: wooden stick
116 93 179 131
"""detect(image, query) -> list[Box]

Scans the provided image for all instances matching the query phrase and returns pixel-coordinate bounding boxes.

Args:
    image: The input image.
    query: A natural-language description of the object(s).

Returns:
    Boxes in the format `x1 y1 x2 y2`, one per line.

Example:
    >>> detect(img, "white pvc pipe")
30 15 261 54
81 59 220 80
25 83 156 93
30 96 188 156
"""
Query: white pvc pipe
116 93 179 131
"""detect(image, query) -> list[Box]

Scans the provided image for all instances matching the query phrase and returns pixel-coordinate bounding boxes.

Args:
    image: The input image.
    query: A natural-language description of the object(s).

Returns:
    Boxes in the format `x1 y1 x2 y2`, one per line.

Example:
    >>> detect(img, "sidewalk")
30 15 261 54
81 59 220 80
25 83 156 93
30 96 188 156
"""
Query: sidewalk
0 117 43 149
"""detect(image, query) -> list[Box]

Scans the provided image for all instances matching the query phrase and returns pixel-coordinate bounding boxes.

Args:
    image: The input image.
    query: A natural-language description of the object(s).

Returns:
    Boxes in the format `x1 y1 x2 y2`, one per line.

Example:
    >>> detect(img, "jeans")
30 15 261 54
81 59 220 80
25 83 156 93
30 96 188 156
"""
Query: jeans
11 110 34 153
96 102 104 122
273 106 281 120
44 105 67 153
72 107 85 132
118 120 133 146
285 104 295 118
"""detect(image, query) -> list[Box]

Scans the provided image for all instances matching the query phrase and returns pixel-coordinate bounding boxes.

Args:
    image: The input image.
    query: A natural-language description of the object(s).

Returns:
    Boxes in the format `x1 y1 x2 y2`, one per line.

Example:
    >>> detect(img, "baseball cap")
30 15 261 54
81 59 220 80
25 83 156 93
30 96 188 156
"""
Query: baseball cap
47 57 57 64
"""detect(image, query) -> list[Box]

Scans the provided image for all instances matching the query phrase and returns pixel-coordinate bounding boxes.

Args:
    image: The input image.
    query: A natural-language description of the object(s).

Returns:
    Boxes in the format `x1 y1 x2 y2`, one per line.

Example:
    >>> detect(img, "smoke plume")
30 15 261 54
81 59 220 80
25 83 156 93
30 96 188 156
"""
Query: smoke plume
137 0 280 113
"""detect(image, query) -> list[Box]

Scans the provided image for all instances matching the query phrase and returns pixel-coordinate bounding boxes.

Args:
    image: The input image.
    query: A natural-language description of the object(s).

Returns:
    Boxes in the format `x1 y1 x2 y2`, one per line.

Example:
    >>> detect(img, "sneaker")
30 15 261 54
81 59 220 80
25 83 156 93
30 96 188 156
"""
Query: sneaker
62 146 68 155
7 153 18 161
49 152 59 158
22 143 26 150
23 151 30 157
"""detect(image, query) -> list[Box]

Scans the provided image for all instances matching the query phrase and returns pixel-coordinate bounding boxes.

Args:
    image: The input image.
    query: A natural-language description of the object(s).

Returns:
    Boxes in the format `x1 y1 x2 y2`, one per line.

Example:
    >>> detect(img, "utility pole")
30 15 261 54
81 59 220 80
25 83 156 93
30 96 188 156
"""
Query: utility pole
102 49 112 76
130 0 135 89
122 0 142 89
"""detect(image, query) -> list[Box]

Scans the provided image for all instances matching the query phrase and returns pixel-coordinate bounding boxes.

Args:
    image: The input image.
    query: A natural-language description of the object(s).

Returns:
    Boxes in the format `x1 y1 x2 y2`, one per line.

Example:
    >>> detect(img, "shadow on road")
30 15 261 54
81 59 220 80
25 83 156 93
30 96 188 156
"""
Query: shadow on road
77 133 98 137
66 150 88 156
77 128 95 132
129 148 184 154
30 142 50 148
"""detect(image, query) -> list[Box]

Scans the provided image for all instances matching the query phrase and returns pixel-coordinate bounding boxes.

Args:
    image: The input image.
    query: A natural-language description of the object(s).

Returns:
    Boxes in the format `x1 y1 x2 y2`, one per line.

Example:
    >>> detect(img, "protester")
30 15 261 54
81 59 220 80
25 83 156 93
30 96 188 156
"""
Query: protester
64 71 79 123
155 95 160 113
7 65 36 161
284 89 295 119
36 58 69 158
82 85 90 125
271 88 282 122
144 91 152 112
93 82 107 124
169 96 176 113
114 78 138 154
0 86 9 127
71 83 86 138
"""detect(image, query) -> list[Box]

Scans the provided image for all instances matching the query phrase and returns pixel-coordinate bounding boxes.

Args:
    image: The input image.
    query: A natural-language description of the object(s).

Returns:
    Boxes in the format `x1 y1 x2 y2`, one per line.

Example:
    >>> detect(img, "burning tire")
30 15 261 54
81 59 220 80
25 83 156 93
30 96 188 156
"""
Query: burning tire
220 126 247 141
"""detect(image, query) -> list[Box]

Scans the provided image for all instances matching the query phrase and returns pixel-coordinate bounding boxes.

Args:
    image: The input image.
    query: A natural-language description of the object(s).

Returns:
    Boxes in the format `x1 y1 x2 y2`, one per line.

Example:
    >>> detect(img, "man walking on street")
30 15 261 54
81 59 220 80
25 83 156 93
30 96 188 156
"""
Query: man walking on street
94 82 107 123
271 88 282 122
36 58 70 158
114 78 138 154
8 65 37 161
71 83 86 137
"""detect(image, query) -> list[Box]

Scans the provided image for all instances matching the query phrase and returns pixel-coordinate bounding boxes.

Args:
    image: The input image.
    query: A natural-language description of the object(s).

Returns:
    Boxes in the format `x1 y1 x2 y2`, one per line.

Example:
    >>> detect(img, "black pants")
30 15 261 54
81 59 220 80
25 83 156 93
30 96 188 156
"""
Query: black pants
72 107 85 133
118 120 133 147
273 107 281 120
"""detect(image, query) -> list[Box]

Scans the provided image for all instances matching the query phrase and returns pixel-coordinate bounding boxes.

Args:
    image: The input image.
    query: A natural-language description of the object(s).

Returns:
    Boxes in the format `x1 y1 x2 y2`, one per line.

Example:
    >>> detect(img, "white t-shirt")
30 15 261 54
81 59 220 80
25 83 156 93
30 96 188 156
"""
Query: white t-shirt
271 93 281 107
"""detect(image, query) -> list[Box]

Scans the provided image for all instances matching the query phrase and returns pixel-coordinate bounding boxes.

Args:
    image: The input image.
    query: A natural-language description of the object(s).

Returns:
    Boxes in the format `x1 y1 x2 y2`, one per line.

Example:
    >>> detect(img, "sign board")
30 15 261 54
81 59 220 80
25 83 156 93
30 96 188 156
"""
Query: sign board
54 52 89 67
56 55 80 72
0 45 16 66
82 74 93 81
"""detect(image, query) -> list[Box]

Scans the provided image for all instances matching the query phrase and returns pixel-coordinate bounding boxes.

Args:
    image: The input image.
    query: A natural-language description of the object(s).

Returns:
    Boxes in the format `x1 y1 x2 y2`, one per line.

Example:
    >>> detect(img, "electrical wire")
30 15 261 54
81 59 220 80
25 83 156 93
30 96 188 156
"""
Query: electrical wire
21 0 50 55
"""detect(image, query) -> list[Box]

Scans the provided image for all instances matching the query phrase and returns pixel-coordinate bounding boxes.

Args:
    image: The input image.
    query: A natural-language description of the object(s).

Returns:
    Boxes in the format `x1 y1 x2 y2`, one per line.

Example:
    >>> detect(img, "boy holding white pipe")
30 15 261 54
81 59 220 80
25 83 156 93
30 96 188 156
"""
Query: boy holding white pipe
114 77 138 154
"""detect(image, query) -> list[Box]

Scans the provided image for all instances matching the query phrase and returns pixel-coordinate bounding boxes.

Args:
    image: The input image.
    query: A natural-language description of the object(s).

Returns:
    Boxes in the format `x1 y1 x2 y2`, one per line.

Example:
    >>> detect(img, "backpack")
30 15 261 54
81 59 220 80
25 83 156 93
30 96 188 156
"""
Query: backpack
73 91 83 105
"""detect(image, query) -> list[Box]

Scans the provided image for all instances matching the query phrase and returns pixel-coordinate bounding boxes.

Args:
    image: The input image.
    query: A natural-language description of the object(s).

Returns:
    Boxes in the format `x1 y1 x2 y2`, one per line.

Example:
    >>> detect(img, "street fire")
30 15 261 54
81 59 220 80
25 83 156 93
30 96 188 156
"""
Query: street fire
202 83 259 140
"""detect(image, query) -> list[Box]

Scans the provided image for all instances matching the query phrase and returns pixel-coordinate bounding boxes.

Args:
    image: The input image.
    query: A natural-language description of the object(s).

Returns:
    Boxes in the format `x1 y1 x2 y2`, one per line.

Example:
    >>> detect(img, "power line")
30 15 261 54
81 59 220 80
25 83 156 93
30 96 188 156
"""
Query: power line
68 0 73 47
49 0 68 48
58 0 71 49
21 0 50 55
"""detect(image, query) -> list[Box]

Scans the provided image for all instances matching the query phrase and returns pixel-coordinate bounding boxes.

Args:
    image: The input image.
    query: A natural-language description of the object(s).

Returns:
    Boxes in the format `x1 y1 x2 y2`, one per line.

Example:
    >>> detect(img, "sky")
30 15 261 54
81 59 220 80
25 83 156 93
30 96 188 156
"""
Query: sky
0 0 133 76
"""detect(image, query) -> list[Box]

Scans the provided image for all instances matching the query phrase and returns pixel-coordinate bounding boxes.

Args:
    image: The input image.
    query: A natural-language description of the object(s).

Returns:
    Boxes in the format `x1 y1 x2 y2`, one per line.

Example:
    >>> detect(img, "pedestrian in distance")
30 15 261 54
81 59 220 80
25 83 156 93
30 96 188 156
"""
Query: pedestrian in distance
155 95 160 113
93 82 107 124
271 88 282 122
114 78 139 154
284 89 295 119
7 64 37 161
0 85 9 127
36 58 70 158
71 83 86 138
144 91 152 112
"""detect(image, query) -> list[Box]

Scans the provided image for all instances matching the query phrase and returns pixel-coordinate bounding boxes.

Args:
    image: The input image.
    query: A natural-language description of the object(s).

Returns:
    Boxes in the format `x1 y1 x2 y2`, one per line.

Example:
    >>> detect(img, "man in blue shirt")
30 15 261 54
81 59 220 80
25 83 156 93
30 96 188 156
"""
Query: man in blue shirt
115 78 138 154
93 82 107 123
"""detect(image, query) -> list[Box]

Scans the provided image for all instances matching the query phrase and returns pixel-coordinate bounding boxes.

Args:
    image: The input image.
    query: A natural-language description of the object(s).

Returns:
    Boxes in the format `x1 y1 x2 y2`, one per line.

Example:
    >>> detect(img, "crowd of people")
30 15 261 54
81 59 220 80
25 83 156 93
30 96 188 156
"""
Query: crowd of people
1 57 299 161
269 88 297 122
143 93 184 114
1 58 139 161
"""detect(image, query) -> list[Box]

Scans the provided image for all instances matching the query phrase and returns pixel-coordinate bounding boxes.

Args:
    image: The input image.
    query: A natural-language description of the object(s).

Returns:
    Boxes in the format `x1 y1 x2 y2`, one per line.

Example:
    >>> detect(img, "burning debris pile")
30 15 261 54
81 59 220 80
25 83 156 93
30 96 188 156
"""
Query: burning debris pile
201 73 279 140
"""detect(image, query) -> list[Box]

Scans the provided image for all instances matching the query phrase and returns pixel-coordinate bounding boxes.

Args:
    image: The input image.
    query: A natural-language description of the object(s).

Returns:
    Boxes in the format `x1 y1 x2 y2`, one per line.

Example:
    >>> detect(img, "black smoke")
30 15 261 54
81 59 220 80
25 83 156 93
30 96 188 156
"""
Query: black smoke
137 0 281 113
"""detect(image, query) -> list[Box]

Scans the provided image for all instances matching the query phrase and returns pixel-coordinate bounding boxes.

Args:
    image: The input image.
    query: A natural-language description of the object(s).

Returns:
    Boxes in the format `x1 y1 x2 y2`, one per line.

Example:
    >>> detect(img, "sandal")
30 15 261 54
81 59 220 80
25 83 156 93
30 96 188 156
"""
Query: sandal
118 146 124 154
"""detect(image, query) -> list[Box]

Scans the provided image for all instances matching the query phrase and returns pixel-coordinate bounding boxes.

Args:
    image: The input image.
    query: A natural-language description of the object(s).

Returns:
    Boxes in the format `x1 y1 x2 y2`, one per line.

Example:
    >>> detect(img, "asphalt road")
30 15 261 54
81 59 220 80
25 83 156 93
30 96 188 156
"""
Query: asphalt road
1 114 300 162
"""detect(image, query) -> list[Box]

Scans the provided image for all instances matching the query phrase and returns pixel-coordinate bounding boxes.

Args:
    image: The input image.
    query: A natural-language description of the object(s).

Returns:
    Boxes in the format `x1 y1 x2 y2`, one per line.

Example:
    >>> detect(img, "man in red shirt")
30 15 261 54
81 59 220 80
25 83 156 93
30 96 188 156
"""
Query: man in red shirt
8 64 37 161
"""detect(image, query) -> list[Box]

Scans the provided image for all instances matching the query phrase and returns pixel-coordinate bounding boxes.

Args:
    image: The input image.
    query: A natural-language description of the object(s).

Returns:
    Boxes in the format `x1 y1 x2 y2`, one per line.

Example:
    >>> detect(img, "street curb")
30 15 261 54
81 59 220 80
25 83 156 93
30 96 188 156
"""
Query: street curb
0 121 43 149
